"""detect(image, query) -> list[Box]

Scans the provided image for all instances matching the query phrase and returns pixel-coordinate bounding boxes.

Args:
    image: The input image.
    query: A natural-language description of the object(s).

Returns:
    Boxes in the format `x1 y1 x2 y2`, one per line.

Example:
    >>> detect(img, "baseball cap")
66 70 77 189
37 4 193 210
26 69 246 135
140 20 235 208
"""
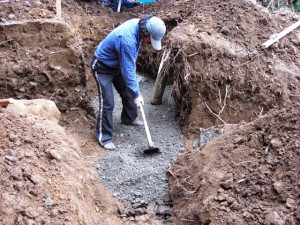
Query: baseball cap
146 16 166 50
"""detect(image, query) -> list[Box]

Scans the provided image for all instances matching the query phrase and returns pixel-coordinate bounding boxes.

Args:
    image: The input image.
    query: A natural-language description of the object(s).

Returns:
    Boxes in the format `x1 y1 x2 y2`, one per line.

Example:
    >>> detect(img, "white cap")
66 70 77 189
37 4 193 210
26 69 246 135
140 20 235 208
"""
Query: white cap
146 17 166 50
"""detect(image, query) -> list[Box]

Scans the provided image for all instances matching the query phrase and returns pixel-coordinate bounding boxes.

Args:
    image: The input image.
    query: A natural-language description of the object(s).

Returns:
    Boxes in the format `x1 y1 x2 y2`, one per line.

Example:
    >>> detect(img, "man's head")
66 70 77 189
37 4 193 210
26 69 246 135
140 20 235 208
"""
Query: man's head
139 15 166 50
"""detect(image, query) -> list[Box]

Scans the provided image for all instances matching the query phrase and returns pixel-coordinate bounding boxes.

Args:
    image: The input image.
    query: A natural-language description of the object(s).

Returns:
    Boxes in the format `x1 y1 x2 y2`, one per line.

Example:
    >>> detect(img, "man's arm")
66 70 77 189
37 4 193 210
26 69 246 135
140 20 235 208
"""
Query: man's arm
118 37 141 98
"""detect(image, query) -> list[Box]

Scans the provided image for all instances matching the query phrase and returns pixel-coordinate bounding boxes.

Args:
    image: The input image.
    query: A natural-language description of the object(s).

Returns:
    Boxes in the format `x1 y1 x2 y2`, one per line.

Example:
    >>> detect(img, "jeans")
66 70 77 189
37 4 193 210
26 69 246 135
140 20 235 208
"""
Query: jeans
91 56 138 145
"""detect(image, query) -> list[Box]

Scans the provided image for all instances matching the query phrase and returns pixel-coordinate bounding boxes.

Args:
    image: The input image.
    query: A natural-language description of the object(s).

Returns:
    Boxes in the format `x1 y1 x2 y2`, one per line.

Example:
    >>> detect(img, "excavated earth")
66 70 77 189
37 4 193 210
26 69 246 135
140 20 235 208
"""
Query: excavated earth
0 0 300 225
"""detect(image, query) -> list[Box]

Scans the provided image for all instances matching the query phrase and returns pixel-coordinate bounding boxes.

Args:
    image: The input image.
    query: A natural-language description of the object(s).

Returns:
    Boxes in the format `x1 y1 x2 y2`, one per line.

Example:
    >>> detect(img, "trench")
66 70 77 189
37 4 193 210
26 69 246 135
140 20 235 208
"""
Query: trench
0 14 185 222
93 74 184 215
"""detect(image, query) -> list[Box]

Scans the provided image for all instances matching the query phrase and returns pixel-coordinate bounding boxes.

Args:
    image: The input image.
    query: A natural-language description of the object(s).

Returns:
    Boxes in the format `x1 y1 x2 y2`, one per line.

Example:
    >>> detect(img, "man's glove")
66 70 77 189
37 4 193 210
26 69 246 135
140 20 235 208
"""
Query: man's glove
134 96 144 107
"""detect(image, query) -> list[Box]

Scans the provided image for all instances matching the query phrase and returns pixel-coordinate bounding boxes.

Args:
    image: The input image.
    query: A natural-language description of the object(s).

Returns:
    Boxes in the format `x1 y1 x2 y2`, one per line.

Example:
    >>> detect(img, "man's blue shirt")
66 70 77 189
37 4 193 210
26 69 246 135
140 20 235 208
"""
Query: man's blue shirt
94 19 142 97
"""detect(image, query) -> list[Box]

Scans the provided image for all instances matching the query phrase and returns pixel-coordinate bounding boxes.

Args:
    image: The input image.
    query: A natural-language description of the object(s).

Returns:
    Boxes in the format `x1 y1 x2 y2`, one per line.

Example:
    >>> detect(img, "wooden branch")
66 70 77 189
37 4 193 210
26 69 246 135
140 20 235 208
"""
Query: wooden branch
262 20 300 48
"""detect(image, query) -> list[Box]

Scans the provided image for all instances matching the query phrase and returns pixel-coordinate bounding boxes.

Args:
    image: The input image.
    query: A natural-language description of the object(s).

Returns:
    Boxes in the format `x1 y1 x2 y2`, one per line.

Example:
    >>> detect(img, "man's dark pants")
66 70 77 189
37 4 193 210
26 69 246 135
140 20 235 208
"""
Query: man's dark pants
91 57 138 146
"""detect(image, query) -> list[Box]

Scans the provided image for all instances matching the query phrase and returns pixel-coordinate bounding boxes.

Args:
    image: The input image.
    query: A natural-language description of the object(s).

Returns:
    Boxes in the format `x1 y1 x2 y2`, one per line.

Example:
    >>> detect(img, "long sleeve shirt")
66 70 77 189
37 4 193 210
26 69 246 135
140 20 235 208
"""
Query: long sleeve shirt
94 18 142 98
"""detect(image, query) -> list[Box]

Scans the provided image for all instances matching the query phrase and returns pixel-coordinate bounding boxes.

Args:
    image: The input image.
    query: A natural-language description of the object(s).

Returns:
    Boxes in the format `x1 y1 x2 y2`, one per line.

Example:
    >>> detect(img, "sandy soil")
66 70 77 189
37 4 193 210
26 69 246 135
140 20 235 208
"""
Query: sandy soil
0 0 299 224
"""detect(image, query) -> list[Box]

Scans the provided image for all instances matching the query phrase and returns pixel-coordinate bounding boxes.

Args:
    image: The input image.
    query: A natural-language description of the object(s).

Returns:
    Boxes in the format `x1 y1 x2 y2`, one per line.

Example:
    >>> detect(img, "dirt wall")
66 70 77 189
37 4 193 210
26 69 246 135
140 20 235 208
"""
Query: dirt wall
162 0 300 132
0 108 122 225
169 106 300 225
0 20 87 112
165 1 300 224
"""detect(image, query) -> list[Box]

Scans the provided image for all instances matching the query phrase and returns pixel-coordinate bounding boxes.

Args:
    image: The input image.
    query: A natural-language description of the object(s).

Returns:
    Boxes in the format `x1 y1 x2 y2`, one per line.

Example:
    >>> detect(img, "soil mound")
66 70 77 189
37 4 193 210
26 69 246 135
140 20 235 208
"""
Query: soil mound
162 0 300 130
0 108 122 225
169 106 300 224
164 1 300 224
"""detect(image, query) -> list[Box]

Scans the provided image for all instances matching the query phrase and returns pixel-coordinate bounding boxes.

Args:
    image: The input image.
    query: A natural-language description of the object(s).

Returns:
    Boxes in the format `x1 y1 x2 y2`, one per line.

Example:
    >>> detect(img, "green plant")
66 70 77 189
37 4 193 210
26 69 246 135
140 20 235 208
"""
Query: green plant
259 0 300 11
290 1 300 11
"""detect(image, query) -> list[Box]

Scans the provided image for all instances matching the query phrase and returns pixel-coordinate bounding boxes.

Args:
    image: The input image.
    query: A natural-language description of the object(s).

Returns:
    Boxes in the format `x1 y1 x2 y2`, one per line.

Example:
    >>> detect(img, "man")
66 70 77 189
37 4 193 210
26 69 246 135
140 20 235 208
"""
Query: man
91 15 166 150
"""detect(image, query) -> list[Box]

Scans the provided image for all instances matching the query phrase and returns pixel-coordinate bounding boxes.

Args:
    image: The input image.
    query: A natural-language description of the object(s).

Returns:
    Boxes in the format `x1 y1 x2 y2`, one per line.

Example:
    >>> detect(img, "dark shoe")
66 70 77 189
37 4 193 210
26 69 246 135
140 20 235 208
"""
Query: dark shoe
122 118 144 126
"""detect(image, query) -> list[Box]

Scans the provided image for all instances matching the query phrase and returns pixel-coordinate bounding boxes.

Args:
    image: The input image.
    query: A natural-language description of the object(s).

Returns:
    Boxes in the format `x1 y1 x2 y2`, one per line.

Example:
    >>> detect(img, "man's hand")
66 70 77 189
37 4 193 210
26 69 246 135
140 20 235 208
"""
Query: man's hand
134 96 144 107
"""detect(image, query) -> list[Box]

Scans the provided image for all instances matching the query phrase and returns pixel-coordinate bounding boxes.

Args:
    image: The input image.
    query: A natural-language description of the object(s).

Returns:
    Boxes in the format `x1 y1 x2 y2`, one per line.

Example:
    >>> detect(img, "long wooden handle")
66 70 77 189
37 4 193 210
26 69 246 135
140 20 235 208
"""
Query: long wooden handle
139 104 154 148
262 19 300 48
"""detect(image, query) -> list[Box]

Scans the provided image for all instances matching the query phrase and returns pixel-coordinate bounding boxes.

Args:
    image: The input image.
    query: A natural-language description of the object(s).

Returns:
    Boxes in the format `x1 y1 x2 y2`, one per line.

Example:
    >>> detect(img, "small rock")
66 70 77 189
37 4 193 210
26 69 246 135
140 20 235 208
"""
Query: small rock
24 219 36 225
44 197 54 206
8 14 15 19
25 151 35 158
24 207 39 218
23 137 33 144
132 202 142 209
13 183 21 191
286 198 295 209
156 199 165 206
113 192 119 197
11 169 23 181
117 206 125 215
29 82 37 87
51 208 59 217
128 217 136 221
192 139 199 148
270 138 283 148
217 193 227 202
5 155 17 162
230 201 240 210
127 209 136 217
243 211 251 218
134 192 141 197
157 205 171 215
226 196 235 204
134 208 146 215
263 134 273 144
19 87 26 92
220 173 234 190
265 211 285 225
233 136 245 144
147 202 157 212
8 134 18 143
273 181 284 193
29 174 41 185
24 1 31 7
48 150 61 161
162 194 171 203
221 26 229 35
218 188 225 193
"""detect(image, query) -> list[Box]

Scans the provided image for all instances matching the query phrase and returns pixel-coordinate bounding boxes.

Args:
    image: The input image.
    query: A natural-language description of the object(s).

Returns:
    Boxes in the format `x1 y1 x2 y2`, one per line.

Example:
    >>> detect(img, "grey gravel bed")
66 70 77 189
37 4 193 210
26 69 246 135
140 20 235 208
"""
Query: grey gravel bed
94 76 184 204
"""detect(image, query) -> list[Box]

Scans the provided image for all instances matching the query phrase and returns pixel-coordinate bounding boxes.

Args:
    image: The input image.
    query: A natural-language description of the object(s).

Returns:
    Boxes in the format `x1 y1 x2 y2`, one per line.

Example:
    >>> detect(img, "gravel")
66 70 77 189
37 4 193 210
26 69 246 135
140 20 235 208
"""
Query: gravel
95 75 184 204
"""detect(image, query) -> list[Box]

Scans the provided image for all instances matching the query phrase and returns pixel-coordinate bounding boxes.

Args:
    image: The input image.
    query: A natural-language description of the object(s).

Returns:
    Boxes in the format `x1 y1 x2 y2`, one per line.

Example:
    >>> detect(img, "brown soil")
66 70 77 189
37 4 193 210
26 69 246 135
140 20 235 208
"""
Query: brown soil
169 106 300 224
0 108 122 225
0 0 299 224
